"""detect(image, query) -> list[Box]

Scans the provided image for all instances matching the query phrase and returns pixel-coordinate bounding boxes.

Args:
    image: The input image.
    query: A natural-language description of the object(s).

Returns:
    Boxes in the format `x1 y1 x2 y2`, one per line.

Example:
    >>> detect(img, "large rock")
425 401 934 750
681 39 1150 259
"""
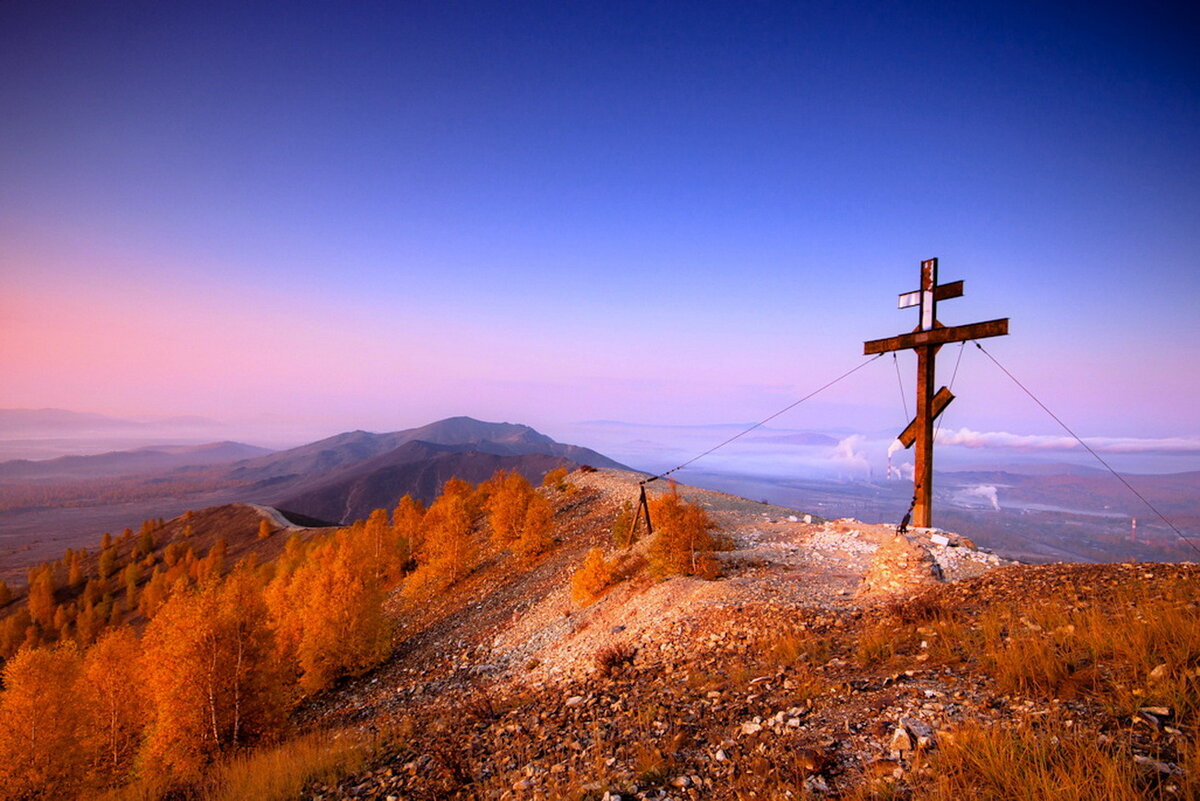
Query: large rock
857 534 942 596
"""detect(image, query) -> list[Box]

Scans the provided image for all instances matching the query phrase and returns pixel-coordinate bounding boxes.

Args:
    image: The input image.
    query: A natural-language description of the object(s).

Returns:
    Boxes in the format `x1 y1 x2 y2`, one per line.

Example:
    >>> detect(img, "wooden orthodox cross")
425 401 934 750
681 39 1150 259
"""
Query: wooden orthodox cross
863 258 1009 528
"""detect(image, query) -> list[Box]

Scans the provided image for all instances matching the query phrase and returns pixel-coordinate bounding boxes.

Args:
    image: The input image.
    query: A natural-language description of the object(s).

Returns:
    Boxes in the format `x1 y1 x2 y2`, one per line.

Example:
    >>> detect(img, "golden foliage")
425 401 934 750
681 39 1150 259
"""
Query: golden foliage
26 566 55 628
541 466 569 490
140 569 288 785
79 628 146 786
515 493 554 557
484 470 535 545
0 642 85 798
265 529 391 695
647 486 723 579
392 495 424 568
484 470 556 558
404 489 477 599
571 547 616 605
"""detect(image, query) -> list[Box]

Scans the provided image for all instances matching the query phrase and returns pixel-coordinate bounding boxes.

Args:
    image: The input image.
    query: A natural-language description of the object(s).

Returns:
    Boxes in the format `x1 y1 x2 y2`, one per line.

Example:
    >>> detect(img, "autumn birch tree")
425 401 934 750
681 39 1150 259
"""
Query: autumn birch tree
78 627 146 786
0 643 84 798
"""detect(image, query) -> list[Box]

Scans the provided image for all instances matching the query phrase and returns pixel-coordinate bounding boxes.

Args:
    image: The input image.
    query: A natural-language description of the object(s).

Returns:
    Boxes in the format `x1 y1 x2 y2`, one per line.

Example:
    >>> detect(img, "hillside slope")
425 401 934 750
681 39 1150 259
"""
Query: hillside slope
287 469 1200 799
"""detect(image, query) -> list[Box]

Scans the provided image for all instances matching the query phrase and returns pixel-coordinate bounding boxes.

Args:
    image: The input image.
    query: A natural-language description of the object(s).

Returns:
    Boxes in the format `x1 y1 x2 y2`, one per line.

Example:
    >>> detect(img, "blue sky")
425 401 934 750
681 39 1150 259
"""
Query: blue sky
1 1 1197 474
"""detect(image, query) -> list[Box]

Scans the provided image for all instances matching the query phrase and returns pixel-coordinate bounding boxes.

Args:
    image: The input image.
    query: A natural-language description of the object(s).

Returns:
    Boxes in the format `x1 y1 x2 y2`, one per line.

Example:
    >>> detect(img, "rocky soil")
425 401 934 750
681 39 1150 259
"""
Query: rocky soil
298 469 1197 800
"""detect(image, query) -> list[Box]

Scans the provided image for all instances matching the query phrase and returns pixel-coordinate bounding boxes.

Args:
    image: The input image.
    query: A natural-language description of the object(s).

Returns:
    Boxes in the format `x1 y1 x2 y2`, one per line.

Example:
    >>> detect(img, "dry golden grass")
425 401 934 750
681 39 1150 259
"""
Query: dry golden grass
855 619 920 667
919 720 1193 801
834 573 1200 799
202 730 369 801
968 576 1200 712
764 630 837 667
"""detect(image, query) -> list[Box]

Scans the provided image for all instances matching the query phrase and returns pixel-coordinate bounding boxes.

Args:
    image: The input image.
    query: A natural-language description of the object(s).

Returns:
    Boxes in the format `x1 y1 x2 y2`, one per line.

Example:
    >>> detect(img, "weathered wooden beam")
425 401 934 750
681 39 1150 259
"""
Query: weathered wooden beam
898 386 955 448
863 318 1008 355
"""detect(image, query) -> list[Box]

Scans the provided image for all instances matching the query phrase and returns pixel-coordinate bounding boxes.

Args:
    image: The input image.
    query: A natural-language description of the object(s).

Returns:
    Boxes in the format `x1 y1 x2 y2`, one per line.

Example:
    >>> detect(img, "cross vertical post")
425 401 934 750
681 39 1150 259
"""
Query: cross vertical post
864 258 1009 529
913 259 938 527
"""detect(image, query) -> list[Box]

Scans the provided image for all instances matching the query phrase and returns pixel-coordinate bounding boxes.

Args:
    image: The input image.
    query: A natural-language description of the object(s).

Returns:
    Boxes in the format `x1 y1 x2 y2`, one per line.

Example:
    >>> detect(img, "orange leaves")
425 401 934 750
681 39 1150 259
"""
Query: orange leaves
571 547 617 605
418 487 477 585
140 568 287 784
392 495 424 569
485 470 534 546
79 628 145 785
647 486 724 579
0 642 84 798
516 494 555 557
26 566 55 628
265 528 392 696
484 470 556 558
541 466 569 490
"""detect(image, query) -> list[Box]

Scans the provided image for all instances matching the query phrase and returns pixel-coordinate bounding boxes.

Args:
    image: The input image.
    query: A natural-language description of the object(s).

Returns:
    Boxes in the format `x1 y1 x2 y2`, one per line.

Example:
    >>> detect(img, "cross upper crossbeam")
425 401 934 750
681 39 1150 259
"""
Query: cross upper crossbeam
898 280 963 309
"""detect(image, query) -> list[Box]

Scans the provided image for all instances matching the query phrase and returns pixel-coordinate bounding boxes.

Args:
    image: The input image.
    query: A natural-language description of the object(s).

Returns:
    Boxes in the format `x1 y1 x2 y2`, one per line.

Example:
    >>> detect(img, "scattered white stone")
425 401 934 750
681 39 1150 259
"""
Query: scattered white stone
930 533 951 546
565 695 584 706
804 775 830 793
889 726 913 755
1134 755 1184 775
741 721 763 735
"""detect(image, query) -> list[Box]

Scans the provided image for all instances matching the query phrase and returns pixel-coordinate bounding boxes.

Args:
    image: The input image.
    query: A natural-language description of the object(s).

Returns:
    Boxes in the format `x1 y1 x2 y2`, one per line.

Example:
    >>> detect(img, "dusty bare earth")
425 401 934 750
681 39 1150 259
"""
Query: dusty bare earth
299 468 1195 800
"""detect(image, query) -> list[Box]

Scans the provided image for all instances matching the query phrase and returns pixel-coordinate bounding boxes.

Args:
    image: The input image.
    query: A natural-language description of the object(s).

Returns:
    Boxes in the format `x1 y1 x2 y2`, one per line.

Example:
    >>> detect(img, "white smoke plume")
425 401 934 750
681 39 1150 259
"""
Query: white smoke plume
832 434 870 476
960 484 1001 511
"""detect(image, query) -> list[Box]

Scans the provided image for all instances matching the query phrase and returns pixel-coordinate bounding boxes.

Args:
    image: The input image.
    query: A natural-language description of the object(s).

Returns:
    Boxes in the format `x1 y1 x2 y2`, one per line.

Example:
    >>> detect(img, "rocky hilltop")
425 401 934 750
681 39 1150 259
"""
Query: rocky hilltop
297 468 1197 799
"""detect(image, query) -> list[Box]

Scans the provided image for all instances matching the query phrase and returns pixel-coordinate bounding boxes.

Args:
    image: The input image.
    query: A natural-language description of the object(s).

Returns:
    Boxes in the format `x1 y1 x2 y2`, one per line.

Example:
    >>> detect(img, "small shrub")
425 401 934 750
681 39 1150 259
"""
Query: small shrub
542 467 569 491
594 643 636 677
647 486 723 579
611 501 636 548
571 548 616 605
633 745 668 786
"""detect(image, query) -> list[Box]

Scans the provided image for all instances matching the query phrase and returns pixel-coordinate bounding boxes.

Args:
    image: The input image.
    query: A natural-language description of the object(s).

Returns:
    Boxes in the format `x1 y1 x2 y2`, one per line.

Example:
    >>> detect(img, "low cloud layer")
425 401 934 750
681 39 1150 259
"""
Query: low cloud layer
934 428 1200 455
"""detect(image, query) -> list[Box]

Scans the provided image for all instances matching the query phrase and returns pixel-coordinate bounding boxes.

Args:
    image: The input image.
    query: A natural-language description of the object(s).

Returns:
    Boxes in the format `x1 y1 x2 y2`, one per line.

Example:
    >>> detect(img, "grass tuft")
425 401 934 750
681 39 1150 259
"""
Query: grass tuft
203 730 369 801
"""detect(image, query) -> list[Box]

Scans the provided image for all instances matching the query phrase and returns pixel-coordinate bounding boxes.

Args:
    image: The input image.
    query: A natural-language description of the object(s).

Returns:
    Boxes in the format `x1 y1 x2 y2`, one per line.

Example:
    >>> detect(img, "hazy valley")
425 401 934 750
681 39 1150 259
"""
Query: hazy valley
1 412 1196 584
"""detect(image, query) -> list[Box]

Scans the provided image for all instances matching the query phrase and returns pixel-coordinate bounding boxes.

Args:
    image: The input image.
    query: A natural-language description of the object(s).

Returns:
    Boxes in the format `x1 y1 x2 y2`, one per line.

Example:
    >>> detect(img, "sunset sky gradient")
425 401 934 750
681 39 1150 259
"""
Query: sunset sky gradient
2 1 1198 472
